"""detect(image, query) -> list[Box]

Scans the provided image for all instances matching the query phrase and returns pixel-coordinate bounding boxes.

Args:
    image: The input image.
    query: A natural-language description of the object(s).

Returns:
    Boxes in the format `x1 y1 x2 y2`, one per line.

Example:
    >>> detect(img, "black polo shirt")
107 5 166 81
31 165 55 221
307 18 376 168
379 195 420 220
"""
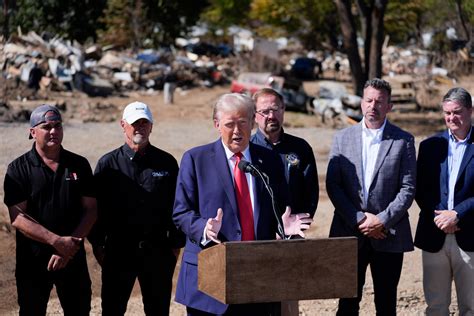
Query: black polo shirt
251 128 319 216
92 143 184 249
4 144 95 258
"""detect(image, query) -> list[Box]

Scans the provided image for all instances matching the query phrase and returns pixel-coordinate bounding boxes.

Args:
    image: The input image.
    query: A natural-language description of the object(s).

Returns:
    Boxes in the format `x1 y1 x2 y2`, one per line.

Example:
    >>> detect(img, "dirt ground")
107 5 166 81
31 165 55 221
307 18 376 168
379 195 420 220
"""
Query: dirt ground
0 77 472 315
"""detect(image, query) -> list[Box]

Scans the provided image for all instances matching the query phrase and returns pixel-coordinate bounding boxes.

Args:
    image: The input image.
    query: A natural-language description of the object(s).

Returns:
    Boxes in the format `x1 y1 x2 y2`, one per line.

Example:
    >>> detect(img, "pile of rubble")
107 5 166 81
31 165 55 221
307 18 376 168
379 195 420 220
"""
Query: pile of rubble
2 30 472 126
3 31 240 94
0 31 240 122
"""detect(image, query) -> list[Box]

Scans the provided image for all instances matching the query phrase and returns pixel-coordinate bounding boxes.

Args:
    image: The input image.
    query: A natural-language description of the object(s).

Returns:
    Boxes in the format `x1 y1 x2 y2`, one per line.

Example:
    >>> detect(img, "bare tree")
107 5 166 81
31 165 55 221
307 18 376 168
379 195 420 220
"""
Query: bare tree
334 0 388 95
3 0 9 41
454 0 471 49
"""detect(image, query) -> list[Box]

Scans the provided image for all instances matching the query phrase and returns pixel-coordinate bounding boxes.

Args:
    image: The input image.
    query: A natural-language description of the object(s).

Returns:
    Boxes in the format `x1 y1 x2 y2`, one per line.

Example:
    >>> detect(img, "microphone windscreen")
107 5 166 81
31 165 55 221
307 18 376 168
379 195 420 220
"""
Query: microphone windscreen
238 160 251 172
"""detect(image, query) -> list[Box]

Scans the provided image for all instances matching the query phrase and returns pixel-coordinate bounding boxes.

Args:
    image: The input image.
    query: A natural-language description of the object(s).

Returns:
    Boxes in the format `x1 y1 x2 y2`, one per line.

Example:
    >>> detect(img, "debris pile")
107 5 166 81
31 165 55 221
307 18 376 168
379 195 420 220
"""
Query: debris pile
310 81 362 128
1 31 472 127
0 31 239 122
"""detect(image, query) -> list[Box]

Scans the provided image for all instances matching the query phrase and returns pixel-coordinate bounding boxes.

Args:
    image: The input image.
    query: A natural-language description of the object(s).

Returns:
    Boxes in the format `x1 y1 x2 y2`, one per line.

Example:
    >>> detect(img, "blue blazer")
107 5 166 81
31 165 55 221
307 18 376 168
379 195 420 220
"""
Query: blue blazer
173 140 286 314
415 130 474 252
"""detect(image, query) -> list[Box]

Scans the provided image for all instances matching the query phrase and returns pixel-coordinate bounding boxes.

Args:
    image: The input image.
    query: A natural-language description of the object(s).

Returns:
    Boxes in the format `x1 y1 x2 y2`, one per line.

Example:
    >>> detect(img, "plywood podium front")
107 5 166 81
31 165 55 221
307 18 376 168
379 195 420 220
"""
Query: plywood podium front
197 237 358 305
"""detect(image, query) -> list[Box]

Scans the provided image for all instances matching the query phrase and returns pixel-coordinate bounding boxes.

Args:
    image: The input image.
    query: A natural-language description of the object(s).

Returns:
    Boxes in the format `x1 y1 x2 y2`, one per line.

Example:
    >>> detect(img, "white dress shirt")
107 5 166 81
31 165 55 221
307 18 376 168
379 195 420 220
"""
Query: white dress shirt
447 128 471 210
361 119 387 206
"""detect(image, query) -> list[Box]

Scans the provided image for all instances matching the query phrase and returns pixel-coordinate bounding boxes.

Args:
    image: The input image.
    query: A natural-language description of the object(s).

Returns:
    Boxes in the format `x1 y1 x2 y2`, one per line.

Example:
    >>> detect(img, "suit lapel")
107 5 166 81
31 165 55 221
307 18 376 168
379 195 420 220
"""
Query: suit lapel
352 123 364 185
440 131 450 196
249 144 264 237
249 144 264 200
213 140 238 214
455 128 474 185
370 121 395 185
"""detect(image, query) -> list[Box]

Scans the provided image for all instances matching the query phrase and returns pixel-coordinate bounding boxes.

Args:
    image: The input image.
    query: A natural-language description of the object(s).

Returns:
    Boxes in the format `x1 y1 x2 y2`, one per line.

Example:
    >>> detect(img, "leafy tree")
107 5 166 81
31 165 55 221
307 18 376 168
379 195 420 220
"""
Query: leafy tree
144 0 209 45
250 0 339 50
100 0 208 48
6 0 106 43
384 0 427 45
412 0 472 52
201 0 251 30
98 0 143 48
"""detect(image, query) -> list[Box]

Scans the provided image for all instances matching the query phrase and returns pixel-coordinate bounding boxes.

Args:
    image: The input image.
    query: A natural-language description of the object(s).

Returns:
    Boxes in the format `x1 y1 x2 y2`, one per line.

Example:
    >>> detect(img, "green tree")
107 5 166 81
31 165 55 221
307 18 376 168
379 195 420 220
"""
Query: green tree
384 0 427 45
144 0 209 45
100 0 208 48
7 0 106 43
411 0 472 52
249 0 339 50
201 0 251 30
98 0 144 49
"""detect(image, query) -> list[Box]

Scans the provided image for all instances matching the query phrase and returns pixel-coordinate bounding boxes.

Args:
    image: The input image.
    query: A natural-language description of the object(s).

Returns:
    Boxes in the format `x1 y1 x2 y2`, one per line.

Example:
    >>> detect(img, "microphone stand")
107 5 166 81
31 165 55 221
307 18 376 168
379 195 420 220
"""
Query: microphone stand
246 164 288 240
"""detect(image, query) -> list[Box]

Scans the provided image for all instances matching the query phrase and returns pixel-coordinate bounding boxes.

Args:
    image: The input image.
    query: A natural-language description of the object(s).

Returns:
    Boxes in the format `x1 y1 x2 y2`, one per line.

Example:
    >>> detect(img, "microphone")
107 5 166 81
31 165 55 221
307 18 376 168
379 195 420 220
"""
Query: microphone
238 159 286 240
237 160 259 177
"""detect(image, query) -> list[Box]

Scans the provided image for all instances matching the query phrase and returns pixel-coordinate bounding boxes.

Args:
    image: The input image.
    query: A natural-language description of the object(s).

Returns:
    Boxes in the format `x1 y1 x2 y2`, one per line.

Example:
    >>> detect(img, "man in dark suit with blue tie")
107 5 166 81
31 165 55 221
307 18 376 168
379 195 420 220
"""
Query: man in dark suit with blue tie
415 87 474 315
173 93 312 316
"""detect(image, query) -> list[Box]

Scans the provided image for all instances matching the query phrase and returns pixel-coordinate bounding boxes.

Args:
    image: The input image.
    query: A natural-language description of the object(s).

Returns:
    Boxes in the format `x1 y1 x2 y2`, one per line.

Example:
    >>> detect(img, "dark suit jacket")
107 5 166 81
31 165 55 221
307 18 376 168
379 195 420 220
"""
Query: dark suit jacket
326 121 416 252
173 140 286 314
415 129 474 252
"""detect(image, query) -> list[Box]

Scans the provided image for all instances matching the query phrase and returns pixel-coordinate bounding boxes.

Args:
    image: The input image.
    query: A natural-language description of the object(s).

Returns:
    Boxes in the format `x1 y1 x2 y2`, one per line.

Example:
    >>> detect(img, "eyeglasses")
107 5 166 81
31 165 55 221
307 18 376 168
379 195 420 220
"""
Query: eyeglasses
256 108 283 117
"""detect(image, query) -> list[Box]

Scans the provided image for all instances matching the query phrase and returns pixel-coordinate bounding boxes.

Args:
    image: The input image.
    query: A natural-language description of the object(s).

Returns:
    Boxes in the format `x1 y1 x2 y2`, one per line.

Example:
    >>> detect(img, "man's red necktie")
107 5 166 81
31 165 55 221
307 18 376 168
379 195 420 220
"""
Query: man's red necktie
234 152 255 240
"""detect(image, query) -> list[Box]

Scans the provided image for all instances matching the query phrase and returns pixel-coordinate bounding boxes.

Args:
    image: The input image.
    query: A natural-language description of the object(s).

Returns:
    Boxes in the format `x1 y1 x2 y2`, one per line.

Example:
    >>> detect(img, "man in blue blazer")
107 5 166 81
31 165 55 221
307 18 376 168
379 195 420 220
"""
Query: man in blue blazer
173 93 312 316
415 87 474 315
326 78 416 315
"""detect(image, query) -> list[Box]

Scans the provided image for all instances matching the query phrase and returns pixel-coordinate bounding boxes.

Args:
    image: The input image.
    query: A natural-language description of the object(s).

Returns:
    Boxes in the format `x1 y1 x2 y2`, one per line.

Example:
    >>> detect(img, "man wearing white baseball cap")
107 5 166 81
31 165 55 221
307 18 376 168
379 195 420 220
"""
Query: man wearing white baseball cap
90 101 185 315
122 101 153 125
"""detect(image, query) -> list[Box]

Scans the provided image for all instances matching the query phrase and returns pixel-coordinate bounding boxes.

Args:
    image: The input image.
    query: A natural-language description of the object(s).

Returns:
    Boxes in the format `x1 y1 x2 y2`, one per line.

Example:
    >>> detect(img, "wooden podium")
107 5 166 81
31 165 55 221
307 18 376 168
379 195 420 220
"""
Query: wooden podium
198 237 357 304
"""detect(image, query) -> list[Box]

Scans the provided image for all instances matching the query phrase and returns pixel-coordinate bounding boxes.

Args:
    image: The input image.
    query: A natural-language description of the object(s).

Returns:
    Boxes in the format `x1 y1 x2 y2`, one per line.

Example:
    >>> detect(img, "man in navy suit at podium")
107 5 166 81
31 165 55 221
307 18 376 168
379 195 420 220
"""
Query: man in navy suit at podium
173 93 312 316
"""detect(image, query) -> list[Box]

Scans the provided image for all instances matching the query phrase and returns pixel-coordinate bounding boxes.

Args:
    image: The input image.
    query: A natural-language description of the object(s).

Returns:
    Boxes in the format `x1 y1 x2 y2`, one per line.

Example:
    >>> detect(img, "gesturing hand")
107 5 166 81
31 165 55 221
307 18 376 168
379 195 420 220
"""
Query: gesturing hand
281 206 313 238
206 208 223 244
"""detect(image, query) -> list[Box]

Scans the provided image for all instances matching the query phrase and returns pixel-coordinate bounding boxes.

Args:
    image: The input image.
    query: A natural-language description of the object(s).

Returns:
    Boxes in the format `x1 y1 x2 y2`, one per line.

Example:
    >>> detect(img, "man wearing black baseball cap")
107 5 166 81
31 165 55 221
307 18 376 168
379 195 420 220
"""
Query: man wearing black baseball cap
3 104 97 315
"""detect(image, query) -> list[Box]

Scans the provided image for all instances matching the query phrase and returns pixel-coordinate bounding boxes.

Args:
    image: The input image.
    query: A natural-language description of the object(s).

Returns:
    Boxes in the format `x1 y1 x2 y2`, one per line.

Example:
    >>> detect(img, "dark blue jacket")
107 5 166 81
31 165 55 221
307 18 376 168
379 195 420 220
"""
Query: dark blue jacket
415 130 474 252
173 140 286 314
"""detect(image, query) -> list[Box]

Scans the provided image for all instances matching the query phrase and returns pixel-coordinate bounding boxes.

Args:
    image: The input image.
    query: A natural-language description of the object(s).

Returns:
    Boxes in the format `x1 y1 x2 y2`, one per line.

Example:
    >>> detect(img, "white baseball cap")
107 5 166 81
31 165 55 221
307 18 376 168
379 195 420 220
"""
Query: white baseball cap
122 101 153 124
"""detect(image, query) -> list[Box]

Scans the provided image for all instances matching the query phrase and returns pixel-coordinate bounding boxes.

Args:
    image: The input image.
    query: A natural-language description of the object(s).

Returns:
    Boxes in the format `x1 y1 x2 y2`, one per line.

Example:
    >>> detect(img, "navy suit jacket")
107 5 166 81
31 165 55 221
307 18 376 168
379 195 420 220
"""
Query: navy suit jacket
173 140 286 314
415 129 474 252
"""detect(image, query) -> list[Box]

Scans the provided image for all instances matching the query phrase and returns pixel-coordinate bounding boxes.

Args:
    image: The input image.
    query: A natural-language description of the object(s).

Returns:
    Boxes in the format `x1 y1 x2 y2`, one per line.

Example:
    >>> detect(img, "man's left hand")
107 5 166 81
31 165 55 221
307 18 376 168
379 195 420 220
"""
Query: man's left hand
281 206 313 238
47 254 69 271
434 210 460 233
